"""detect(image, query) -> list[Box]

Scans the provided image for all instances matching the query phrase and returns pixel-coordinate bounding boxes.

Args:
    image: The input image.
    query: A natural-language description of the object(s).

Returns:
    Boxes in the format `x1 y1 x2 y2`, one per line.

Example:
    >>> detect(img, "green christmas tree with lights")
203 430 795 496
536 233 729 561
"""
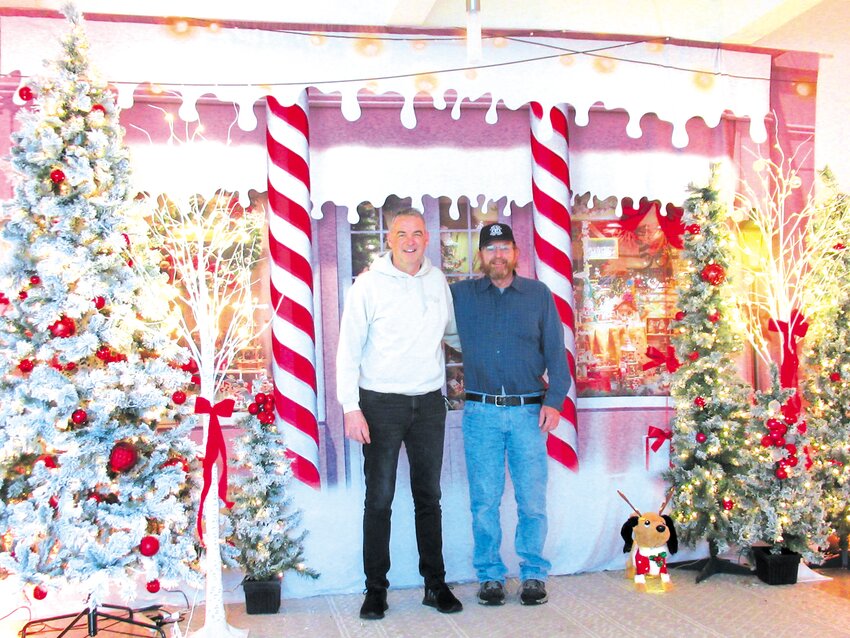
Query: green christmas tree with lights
803 170 850 563
0 5 199 605
666 169 754 576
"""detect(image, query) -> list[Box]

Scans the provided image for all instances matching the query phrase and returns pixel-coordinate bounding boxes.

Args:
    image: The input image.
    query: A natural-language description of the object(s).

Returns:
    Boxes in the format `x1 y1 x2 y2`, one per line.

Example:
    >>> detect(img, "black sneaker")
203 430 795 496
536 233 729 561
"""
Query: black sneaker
422 582 463 613
359 588 388 620
477 580 506 606
520 579 548 605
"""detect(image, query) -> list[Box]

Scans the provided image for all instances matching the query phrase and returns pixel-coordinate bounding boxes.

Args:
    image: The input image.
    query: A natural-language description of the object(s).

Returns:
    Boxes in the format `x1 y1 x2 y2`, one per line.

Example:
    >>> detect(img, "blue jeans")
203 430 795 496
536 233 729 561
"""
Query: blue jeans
462 401 551 583
359 388 447 591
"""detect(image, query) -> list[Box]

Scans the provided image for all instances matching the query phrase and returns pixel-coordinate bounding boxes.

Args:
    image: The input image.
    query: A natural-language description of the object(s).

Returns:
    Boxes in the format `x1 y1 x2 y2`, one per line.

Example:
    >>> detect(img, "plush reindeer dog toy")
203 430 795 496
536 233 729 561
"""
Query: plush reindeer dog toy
618 490 678 590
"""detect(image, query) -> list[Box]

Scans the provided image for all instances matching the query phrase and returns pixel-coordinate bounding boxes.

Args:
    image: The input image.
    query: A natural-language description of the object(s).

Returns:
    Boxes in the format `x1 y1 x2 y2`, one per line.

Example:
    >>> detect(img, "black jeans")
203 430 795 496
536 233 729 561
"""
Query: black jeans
359 388 447 591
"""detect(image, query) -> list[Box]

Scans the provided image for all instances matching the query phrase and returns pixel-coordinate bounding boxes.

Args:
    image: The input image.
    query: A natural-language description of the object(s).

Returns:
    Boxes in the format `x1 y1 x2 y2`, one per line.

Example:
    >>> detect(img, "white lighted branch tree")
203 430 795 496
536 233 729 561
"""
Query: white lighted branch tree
147 191 265 638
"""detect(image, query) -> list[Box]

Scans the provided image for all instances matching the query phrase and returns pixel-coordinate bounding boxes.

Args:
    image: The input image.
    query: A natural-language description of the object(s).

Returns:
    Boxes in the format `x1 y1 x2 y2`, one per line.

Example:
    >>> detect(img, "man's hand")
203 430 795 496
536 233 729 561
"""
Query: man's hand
539 405 561 433
344 409 371 444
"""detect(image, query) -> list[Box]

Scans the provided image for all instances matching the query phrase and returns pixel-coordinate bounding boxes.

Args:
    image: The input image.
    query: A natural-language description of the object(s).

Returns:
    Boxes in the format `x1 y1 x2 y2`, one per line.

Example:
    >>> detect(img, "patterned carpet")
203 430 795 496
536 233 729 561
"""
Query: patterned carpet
173 566 850 638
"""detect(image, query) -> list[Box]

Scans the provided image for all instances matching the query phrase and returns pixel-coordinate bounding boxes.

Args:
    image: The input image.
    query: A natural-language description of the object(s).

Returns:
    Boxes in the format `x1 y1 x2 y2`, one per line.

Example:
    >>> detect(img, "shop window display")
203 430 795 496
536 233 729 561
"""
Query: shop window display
572 194 685 397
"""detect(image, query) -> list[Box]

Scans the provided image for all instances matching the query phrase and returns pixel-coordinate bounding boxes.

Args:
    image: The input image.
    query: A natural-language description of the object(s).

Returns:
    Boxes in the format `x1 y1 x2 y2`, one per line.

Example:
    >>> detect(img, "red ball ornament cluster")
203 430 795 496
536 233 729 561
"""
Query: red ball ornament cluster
248 392 276 424
48 316 77 339
760 417 800 480
95 345 126 364
109 441 138 473
700 263 726 286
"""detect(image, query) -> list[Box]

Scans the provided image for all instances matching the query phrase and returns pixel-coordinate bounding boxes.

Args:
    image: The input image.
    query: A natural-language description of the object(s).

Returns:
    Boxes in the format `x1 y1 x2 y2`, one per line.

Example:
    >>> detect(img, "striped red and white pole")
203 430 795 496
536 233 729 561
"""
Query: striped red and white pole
266 92 321 487
530 102 579 472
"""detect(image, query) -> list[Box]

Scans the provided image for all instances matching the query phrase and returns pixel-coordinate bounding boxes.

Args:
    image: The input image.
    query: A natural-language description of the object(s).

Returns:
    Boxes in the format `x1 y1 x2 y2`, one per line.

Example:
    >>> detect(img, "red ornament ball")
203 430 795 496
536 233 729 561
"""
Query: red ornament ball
29 275 41 285
32 585 47 600
71 409 88 425
775 466 788 480
693 396 706 408
766 418 782 430
786 455 799 467
93 296 106 310
191 374 201 385
109 441 138 473
36 454 58 469
785 443 798 455
722 499 734 511
254 392 268 404
139 535 160 557
18 359 34 373
830 372 842 382
688 351 699 361
760 435 773 448
90 104 106 115
49 495 59 509
172 390 187 405
247 402 259 415
696 432 707 443
707 311 721 323
0 292 8 304
797 420 808 434
701 263 726 286
674 311 686 321
49 169 66 184
18 86 34 102
835 242 847 251
146 579 161 594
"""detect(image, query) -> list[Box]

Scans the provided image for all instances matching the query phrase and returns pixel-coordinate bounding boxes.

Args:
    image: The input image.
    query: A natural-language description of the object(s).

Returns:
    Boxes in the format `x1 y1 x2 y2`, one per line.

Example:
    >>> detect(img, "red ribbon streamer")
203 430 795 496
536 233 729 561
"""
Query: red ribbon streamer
194 397 235 541
646 426 673 470
642 346 681 373
657 203 686 249
767 309 808 421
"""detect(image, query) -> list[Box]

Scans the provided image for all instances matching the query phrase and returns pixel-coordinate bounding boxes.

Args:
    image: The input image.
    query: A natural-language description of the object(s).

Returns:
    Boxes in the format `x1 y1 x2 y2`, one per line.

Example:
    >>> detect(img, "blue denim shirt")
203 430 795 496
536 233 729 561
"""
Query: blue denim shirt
450 274 570 410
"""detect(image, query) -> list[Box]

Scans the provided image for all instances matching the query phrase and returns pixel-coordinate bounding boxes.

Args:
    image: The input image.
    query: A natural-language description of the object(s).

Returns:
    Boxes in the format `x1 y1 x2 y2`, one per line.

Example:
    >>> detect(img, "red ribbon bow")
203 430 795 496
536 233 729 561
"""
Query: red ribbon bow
194 397 235 541
642 346 681 373
646 425 673 470
656 204 686 249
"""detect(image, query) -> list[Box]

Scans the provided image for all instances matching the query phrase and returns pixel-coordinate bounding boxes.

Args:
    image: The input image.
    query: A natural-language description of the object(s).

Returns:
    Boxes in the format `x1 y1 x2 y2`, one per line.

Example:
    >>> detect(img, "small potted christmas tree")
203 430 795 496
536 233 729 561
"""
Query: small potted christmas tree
229 384 318 614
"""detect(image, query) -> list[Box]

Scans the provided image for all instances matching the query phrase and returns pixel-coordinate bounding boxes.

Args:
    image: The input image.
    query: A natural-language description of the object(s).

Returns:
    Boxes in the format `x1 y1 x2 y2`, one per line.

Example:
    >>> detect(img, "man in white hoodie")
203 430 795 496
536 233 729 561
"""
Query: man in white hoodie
336 208 463 620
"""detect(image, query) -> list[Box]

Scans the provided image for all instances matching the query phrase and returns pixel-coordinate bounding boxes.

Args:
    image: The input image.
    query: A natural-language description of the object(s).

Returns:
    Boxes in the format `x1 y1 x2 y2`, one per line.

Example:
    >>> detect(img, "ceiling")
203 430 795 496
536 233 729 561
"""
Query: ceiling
0 0 843 53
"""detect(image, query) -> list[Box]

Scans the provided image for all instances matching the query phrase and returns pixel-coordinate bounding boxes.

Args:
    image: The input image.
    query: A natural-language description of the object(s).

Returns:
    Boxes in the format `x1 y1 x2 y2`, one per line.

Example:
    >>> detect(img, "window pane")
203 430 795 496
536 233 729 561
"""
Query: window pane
353 202 379 231
352 233 382 276
572 196 681 397
440 231 470 274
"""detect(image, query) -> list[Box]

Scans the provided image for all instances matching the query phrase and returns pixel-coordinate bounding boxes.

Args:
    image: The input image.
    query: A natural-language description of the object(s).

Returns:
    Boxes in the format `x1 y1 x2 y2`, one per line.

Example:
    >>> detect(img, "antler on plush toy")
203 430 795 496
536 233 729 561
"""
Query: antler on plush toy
618 490 678 591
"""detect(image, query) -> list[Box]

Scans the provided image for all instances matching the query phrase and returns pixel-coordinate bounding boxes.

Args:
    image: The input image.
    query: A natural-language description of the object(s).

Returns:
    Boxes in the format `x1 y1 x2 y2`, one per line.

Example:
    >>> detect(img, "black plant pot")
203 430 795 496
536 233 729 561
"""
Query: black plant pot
752 547 801 585
243 578 282 614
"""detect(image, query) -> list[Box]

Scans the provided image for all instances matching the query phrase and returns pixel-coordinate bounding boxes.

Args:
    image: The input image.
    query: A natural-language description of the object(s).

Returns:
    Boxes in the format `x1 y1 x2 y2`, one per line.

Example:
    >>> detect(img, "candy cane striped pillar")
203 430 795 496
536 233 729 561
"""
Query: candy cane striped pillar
266 93 321 487
530 102 579 471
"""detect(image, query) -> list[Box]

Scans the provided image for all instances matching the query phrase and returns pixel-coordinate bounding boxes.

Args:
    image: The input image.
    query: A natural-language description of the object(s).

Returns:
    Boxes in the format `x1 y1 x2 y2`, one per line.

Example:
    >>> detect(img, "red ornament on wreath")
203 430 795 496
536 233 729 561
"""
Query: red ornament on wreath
139 535 160 557
701 263 726 286
18 86 35 102
109 441 138 473
32 585 47 600
49 169 66 184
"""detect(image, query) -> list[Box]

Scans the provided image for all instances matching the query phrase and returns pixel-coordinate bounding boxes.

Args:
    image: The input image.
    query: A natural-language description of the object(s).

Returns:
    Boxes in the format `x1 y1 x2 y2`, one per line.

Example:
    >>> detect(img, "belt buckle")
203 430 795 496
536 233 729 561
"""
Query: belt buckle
495 395 507 407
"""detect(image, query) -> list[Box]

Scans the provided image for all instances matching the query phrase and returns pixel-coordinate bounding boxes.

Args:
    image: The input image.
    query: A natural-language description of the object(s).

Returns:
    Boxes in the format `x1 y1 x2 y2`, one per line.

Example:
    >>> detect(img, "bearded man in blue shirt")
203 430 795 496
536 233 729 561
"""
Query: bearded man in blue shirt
450 222 570 607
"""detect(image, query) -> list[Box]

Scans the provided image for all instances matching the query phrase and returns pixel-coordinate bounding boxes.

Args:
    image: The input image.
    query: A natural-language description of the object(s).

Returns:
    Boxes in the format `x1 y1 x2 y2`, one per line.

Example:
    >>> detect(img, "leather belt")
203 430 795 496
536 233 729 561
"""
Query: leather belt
464 392 543 407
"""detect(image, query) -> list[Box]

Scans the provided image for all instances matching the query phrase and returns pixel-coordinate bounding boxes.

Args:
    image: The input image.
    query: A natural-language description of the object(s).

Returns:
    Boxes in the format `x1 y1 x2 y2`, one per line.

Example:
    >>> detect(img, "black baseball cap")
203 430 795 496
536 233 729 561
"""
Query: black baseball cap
479 223 515 250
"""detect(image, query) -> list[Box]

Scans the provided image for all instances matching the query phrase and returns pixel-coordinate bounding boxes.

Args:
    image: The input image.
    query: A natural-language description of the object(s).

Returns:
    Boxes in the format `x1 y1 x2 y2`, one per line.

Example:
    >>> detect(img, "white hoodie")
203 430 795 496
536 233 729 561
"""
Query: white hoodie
336 252 460 413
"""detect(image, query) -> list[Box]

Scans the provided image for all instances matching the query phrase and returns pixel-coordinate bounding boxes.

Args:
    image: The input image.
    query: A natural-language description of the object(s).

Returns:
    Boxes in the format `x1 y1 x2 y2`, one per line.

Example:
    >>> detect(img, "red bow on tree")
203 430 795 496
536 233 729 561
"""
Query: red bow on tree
194 397 236 542
643 346 681 373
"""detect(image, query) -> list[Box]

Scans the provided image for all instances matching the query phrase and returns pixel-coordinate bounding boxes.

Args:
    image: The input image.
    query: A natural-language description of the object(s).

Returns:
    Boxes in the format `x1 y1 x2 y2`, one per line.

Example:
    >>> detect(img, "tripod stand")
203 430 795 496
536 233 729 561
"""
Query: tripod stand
20 604 166 637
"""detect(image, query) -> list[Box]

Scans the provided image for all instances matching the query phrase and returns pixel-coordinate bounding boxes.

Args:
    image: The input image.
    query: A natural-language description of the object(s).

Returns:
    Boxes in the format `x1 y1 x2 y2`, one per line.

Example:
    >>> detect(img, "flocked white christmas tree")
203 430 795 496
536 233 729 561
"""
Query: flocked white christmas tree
666 170 754 578
0 4 200 611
